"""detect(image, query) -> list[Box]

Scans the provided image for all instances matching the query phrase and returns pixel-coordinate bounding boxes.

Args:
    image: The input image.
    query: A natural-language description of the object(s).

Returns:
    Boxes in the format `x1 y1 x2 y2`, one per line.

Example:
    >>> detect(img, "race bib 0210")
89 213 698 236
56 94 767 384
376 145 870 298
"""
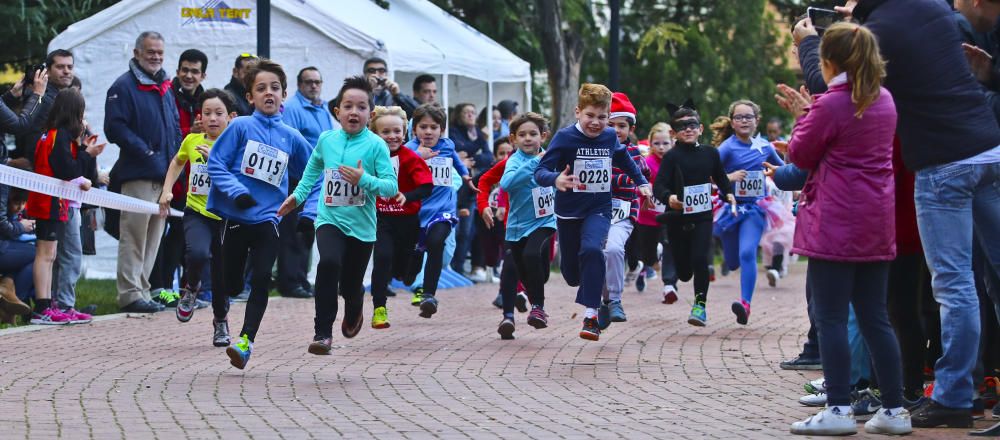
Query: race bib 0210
573 158 611 193
240 140 288 187
323 169 365 207
683 183 712 214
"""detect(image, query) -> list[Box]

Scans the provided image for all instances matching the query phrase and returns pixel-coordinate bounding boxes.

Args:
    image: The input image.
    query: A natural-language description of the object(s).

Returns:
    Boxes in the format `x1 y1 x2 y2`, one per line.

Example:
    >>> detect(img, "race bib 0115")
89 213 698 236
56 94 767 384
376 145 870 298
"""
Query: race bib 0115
240 141 288 187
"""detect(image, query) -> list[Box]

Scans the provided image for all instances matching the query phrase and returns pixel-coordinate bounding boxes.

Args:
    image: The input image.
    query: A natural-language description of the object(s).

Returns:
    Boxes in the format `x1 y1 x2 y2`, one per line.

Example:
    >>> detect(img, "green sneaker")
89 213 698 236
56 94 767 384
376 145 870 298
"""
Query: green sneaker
688 301 707 327
152 289 181 308
226 334 252 370
372 306 390 329
410 287 424 306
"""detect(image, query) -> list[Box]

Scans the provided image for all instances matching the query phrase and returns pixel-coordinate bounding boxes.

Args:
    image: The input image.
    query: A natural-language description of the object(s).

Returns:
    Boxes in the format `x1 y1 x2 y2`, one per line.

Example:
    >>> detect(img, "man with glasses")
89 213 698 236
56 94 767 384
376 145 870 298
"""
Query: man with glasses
225 53 258 116
364 57 418 117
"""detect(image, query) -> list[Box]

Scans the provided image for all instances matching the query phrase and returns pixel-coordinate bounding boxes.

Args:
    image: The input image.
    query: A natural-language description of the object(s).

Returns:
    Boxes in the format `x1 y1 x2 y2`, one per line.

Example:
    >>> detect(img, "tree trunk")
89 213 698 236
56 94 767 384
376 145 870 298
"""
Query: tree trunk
535 0 585 131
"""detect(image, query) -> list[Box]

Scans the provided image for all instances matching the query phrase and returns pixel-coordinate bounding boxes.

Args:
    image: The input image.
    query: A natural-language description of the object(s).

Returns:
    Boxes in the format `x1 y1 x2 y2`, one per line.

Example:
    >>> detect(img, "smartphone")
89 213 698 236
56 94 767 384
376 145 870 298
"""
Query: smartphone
808 7 840 34
22 63 45 86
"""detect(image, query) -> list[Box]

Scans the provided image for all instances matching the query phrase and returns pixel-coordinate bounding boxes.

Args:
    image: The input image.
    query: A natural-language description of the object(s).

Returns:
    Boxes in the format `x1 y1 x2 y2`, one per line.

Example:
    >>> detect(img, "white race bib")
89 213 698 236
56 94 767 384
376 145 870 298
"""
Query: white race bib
188 164 211 195
323 169 365 207
611 198 630 224
735 170 766 198
683 183 712 214
390 156 400 175
573 158 611 192
240 141 288 187
650 197 666 214
532 186 555 218
427 156 453 186
488 187 501 209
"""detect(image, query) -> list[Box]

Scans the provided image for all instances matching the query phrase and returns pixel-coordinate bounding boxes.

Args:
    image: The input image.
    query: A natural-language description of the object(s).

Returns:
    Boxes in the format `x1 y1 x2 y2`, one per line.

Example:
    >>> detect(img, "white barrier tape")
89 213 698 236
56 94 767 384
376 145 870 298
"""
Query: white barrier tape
0 164 183 217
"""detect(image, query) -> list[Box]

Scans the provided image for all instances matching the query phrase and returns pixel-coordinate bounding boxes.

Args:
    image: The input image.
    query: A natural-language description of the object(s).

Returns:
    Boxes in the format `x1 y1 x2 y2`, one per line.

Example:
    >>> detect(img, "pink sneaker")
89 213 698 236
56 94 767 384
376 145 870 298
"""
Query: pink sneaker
731 300 751 325
30 307 72 325
62 308 93 324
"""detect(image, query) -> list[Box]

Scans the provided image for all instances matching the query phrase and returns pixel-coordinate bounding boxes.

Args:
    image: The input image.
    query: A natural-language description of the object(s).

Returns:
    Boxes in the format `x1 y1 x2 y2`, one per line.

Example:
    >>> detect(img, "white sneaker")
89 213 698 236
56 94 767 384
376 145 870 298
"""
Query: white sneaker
805 377 826 394
661 285 678 304
468 268 488 283
798 392 828 407
864 408 912 435
790 407 857 436
624 261 644 284
767 268 780 287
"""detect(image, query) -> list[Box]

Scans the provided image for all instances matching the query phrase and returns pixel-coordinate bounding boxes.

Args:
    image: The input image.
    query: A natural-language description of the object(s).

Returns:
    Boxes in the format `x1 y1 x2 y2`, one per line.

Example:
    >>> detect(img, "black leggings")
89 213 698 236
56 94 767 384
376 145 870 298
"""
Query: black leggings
633 222 678 287
886 253 930 400
421 222 452 298
666 218 713 302
371 214 421 308
221 220 280 342
503 227 555 315
476 213 505 268
314 224 374 338
182 209 228 320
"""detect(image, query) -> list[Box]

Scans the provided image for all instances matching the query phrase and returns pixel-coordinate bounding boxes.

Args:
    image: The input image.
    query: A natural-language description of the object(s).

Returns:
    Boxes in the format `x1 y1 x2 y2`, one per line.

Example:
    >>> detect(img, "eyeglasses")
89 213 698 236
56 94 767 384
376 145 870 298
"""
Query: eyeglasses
302 80 322 86
731 114 757 122
365 67 387 74
671 120 701 132
179 67 202 76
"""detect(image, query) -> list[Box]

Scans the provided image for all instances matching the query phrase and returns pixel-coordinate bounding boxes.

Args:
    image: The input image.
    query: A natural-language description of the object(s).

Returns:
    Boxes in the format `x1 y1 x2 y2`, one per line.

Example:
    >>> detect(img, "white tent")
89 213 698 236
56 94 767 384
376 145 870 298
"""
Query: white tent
49 0 532 169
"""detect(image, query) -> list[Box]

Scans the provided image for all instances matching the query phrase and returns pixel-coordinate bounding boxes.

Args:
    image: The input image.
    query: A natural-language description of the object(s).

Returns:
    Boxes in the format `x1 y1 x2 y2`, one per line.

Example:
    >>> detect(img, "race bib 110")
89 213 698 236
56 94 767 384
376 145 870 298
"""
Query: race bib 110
427 156 453 187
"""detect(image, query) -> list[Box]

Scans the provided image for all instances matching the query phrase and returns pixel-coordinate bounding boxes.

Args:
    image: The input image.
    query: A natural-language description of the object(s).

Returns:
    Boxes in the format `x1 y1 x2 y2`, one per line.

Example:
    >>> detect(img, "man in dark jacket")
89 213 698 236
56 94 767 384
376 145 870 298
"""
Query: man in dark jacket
225 53 257 117
12 49 72 163
364 57 418 118
104 31 182 314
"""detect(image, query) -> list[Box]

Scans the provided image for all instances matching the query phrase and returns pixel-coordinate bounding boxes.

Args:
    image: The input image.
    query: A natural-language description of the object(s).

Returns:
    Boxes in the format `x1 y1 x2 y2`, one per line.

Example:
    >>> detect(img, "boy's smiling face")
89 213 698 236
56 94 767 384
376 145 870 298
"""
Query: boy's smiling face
609 117 634 144
575 104 609 138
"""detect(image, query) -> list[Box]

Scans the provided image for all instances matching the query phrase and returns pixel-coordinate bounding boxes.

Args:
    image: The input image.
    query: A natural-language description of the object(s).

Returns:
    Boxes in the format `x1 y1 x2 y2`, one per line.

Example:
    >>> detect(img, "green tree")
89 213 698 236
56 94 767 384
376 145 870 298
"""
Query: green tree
1 0 117 66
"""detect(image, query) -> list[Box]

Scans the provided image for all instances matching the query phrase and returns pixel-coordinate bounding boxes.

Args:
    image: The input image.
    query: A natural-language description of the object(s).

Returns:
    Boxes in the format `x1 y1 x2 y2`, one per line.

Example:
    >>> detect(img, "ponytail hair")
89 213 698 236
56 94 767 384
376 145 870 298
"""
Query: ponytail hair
709 116 732 147
819 22 886 118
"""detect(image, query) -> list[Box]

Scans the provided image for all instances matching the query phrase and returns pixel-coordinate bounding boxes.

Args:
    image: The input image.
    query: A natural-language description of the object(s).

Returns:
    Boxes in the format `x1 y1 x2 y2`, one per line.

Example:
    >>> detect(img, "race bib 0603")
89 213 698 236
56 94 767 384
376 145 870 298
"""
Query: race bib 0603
573 158 611 193
428 156 453 187
735 170 765 198
683 183 712 214
240 141 288 187
188 164 211 195
323 169 365 207
532 186 555 218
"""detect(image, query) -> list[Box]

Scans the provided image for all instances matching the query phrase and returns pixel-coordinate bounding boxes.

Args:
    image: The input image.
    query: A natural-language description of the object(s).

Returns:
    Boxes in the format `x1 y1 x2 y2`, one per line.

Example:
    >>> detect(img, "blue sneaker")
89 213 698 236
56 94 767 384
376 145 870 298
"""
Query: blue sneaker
608 300 627 322
597 303 611 330
688 301 707 327
226 334 253 370
851 388 882 421
635 273 646 292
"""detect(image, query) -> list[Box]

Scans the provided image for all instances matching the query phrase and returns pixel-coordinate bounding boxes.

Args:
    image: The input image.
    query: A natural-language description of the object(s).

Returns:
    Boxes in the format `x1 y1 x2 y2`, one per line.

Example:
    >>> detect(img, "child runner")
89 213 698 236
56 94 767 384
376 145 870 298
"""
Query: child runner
159 88 237 346
206 59 314 369
26 88 101 325
634 122 680 304
652 101 734 327
369 105 432 329
278 76 398 354
534 83 652 341
712 100 785 325
598 92 649 328
406 103 474 318
497 112 557 339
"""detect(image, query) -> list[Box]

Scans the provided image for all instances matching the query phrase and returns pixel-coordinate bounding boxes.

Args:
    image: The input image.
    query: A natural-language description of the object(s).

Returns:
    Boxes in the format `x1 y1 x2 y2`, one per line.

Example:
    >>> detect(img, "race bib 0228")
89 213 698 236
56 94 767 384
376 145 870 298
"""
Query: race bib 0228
573 158 611 193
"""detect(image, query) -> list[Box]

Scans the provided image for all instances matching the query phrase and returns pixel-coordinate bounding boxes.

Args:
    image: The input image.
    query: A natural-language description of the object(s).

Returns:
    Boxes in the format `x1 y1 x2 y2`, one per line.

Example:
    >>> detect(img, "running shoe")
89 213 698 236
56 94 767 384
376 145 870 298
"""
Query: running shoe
30 307 71 325
342 307 363 338
372 306 390 329
515 291 529 313
731 299 750 325
864 408 912 435
708 265 716 282
410 287 424 306
194 299 210 309
661 285 678 304
61 308 93 324
308 336 333 355
804 377 826 394
418 296 438 318
790 406 857 436
780 355 822 371
152 289 181 308
232 289 250 303
226 334 252 370
798 392 827 407
635 271 646 292
608 300 627 322
597 303 611 330
852 388 883 421
527 306 548 329
491 292 502 309
497 317 515 340
688 301 707 327
993 402 999 419
213 320 231 347
766 268 780 287
579 317 601 341
624 261 644 284
176 288 197 323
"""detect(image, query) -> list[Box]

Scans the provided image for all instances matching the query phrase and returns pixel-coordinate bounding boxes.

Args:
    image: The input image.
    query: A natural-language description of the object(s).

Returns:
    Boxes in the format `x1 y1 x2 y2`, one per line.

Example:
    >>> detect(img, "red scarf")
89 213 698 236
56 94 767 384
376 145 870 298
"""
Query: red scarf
138 79 172 97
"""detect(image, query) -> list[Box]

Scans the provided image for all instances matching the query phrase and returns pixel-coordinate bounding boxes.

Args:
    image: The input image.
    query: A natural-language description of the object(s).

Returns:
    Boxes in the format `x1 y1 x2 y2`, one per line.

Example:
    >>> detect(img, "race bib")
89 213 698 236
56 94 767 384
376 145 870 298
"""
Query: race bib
240 141 288 187
650 197 666 214
390 156 400 175
532 186 554 218
427 156 453 186
735 170 766 198
611 198 630 224
573 158 611 192
188 164 211 196
488 187 501 209
323 169 365 207
683 183 712 214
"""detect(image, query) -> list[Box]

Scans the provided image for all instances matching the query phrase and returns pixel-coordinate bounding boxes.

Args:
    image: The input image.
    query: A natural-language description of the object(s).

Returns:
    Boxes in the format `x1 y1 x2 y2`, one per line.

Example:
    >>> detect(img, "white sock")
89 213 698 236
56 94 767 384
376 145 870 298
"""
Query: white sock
829 405 852 414
884 407 904 416
584 308 598 319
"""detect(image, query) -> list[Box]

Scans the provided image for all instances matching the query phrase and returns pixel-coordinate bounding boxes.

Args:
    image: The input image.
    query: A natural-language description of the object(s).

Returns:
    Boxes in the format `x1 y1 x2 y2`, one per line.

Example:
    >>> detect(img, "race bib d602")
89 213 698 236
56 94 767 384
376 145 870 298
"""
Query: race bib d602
735 170 765 198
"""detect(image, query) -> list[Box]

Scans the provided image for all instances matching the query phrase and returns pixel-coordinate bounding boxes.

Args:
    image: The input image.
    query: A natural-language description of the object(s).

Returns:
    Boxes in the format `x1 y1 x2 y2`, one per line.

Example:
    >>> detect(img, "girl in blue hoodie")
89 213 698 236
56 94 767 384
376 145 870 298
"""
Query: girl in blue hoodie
496 112 556 340
405 104 473 319
206 59 314 370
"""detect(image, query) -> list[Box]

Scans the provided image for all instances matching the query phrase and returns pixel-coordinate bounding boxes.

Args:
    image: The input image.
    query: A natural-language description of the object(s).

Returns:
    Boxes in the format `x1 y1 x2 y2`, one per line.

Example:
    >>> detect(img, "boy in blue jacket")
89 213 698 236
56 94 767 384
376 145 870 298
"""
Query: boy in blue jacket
534 84 653 341
206 59 315 370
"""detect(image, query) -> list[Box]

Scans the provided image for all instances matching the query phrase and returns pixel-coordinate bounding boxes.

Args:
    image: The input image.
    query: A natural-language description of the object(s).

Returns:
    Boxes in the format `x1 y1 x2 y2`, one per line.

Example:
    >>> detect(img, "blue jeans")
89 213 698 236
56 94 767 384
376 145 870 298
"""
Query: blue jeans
0 240 35 301
914 161 1000 409
52 207 82 308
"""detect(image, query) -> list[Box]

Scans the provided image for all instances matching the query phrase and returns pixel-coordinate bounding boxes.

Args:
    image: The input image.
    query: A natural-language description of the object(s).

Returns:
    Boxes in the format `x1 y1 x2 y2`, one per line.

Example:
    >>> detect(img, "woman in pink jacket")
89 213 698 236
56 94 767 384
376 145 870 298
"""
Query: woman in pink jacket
778 22 910 436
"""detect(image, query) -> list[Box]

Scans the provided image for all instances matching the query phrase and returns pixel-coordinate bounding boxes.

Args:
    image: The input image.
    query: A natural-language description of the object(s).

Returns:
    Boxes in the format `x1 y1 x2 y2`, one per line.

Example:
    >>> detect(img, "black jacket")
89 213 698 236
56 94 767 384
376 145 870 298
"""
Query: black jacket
225 77 252 116
4 85 52 162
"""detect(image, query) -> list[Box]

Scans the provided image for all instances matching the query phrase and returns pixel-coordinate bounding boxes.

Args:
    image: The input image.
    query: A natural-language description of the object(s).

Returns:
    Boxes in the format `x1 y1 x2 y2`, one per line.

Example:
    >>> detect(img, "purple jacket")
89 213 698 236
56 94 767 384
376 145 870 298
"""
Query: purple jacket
789 82 897 262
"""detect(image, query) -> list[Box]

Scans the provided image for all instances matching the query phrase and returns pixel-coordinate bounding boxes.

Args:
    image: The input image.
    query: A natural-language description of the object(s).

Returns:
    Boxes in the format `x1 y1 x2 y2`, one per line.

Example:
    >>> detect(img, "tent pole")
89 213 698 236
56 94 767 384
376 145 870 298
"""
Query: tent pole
257 0 270 58
487 81 494 147
442 73 450 138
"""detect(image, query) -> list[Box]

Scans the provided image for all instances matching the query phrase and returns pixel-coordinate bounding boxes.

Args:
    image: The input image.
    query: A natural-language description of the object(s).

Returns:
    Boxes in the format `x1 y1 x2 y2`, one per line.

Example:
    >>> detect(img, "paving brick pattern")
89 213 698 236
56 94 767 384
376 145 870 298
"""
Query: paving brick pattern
0 263 994 438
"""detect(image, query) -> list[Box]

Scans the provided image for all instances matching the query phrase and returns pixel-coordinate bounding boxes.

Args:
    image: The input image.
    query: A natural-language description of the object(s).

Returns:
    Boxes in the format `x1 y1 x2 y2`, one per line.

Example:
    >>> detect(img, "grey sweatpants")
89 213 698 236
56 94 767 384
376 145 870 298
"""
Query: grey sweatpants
603 219 634 302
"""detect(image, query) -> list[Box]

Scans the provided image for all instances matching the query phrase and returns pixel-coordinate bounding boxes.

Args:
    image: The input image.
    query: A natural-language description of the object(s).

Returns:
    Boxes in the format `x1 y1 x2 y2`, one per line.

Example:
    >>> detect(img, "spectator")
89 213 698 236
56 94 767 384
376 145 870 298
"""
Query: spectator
225 53 258 116
497 99 519 138
765 117 785 142
284 67 335 146
173 49 208 136
365 57 418 117
105 31 182 314
413 74 437 105
477 106 502 141
449 103 492 172
0 153 34 325
12 49 70 162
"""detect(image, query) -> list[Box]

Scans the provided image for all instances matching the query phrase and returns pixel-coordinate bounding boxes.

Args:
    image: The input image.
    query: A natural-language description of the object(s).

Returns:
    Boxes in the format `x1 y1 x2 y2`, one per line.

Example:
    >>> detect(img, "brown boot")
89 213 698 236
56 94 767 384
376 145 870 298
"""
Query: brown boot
0 277 30 316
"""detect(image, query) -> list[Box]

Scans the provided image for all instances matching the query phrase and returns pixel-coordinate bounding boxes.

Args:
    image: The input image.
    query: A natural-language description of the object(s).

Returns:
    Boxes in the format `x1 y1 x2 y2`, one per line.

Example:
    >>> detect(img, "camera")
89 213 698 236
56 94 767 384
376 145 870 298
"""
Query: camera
22 63 46 86
376 77 387 86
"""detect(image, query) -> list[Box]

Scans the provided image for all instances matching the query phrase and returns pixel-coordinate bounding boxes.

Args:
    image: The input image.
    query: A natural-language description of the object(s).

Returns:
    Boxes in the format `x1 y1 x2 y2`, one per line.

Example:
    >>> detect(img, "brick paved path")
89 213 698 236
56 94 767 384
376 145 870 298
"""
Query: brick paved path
0 263 994 439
